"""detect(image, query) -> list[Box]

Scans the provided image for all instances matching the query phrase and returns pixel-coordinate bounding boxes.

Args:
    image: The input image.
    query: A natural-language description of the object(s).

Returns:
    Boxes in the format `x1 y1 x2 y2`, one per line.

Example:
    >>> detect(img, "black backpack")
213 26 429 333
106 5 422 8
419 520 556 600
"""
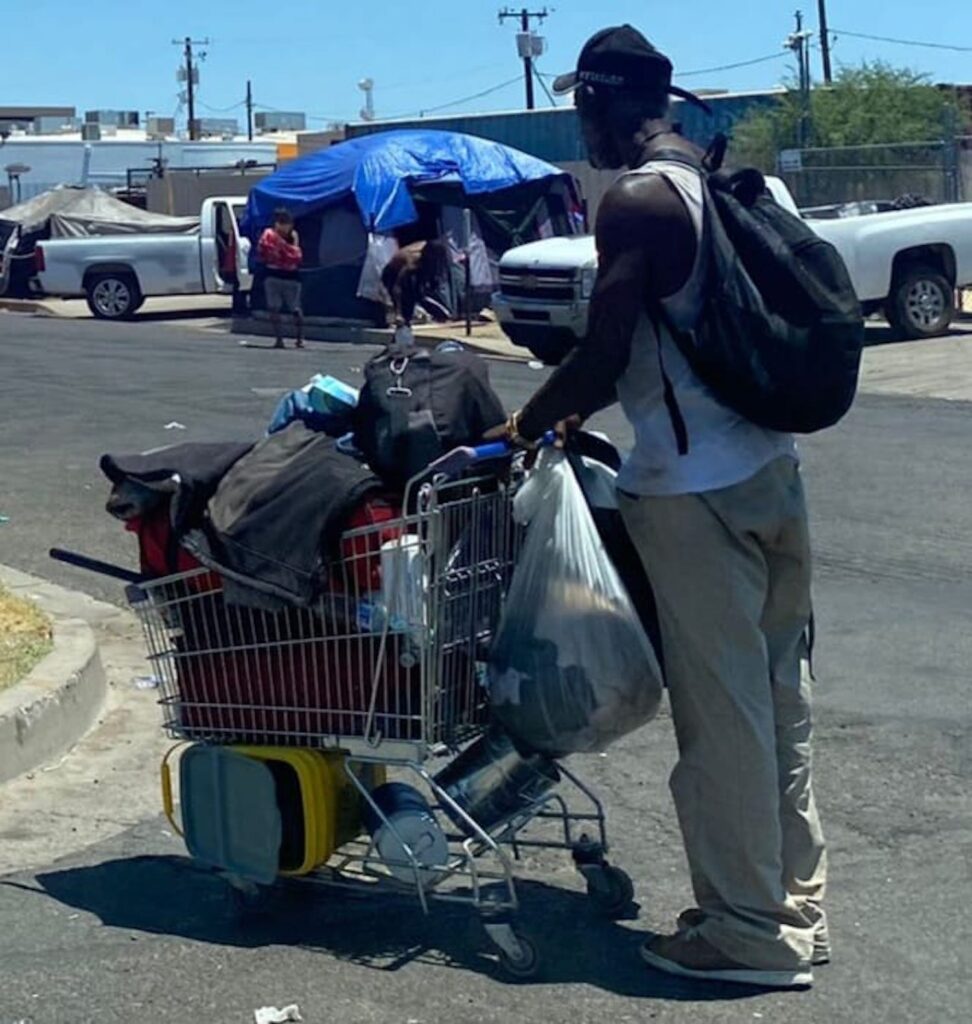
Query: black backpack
650 144 864 452
353 339 507 490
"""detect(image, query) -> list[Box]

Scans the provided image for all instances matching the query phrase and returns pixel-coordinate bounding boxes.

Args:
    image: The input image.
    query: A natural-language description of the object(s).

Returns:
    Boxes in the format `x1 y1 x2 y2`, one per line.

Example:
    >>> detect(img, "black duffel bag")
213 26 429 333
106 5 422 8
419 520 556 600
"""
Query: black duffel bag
353 339 507 490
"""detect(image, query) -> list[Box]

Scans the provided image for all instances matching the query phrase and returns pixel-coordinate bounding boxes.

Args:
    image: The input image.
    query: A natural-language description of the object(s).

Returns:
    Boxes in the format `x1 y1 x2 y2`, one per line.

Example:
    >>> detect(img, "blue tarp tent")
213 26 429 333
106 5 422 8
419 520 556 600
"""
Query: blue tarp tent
243 130 579 323
244 129 572 234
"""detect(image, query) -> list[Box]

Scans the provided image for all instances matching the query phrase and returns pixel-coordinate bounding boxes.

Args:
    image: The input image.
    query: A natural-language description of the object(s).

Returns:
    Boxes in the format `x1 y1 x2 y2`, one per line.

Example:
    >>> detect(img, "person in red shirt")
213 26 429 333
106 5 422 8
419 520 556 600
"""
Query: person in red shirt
258 208 304 349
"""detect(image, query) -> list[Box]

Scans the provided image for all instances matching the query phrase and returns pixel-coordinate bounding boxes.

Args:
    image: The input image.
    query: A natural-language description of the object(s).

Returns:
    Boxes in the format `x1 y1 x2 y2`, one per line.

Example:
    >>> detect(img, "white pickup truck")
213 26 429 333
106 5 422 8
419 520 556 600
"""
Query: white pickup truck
33 197 252 319
494 176 972 362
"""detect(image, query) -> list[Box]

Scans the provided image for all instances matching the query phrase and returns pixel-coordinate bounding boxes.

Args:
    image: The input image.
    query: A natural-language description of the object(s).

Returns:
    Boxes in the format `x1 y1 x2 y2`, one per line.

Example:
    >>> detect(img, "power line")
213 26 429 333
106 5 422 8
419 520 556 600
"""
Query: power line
675 52 788 78
830 27 972 53
198 99 246 113
535 50 788 82
380 62 510 93
533 65 558 107
392 75 524 119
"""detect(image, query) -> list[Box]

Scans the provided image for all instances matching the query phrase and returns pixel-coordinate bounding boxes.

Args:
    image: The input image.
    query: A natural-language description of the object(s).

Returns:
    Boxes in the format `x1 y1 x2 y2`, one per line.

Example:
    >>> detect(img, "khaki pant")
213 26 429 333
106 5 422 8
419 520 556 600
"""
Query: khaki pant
618 457 827 970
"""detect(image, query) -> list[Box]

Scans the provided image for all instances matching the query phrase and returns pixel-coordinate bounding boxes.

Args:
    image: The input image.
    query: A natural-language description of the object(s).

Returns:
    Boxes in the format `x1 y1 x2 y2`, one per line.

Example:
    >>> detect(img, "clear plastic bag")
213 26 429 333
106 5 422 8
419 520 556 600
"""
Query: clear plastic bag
488 450 663 756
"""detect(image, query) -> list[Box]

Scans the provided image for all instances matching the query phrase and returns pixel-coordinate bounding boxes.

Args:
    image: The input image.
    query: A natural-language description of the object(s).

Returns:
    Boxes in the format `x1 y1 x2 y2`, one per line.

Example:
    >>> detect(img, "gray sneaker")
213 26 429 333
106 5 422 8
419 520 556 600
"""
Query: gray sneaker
641 930 813 989
676 907 831 966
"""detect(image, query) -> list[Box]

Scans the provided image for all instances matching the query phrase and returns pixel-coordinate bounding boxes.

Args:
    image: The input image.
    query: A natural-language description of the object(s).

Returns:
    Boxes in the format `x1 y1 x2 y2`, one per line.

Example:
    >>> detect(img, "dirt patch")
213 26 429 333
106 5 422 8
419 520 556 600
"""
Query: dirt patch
0 587 53 691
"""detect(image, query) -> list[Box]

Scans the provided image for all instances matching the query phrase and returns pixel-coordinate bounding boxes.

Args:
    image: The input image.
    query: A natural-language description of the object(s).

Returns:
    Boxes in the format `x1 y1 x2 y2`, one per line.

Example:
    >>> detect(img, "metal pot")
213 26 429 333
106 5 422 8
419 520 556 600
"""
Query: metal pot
434 726 560 834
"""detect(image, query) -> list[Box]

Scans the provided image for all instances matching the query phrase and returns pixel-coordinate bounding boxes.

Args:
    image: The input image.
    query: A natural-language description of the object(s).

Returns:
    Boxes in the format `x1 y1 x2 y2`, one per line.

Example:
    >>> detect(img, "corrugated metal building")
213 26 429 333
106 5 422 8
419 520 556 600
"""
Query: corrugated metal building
345 90 785 162
344 91 784 219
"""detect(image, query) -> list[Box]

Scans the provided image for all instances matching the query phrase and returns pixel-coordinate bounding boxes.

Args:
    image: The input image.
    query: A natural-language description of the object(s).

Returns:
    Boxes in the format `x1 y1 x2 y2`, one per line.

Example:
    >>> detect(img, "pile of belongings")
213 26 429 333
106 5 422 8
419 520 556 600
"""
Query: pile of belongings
103 334 506 609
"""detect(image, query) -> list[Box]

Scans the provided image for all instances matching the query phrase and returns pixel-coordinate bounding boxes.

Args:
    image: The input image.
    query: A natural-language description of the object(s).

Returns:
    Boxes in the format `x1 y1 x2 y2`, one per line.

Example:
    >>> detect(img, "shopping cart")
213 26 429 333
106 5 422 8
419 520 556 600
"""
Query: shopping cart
59 442 634 978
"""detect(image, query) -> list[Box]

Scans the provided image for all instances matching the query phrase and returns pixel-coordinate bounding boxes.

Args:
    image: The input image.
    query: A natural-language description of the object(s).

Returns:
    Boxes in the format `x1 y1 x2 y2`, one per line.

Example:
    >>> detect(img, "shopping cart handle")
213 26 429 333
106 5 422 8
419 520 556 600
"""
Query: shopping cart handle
426 432 556 479
49 547 145 584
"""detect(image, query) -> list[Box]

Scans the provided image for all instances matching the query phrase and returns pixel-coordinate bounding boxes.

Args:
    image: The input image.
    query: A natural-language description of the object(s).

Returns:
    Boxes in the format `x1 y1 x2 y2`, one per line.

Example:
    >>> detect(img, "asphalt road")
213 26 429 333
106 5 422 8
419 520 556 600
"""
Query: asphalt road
1 312 970 1023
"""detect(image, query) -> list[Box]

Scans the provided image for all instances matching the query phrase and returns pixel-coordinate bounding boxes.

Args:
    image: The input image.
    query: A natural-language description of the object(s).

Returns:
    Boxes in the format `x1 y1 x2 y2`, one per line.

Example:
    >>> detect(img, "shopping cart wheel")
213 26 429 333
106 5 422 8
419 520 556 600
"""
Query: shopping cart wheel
583 864 635 919
483 916 541 980
497 932 539 980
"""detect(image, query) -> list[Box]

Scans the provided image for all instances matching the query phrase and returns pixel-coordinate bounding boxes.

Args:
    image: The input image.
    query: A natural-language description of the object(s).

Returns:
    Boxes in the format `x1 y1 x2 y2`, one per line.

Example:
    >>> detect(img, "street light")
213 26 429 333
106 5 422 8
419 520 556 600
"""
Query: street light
4 162 31 203
358 78 375 122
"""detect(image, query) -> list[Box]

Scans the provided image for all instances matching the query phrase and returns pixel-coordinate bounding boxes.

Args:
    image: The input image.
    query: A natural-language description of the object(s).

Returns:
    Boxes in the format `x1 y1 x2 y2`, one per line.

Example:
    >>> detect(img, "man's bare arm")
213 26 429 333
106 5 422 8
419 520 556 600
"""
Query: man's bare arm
517 172 696 439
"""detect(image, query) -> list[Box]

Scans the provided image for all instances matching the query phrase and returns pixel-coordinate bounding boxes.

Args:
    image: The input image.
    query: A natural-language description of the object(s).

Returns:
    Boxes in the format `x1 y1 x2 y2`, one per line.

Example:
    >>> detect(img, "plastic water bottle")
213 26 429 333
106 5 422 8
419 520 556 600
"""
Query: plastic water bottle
356 598 388 634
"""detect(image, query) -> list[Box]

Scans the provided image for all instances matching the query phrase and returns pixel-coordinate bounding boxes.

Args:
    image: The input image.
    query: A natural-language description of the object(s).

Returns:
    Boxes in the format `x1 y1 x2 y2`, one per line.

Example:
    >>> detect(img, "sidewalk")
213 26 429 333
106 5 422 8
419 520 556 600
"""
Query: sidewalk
0 568 167 876
0 293 232 323
232 310 526 360
859 322 972 401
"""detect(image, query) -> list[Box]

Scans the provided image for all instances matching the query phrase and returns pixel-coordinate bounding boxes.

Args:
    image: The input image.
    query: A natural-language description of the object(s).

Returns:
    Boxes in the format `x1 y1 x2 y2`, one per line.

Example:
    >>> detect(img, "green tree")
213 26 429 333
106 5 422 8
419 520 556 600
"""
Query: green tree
730 61 969 172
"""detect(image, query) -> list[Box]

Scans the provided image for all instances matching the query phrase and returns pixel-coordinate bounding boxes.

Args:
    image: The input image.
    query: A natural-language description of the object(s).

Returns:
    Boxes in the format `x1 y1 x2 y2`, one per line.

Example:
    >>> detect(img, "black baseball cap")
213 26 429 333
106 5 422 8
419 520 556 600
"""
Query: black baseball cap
553 24 711 112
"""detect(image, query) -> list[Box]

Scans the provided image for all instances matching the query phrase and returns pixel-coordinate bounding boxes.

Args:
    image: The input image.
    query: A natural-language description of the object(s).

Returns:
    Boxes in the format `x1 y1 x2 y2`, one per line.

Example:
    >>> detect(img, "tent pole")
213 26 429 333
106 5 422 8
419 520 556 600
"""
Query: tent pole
463 208 472 337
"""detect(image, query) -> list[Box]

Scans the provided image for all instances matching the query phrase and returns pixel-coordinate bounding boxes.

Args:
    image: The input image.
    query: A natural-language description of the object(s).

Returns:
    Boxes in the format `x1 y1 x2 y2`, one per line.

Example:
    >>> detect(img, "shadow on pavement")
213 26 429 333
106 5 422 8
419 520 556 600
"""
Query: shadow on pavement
17 855 772 1003
132 308 233 323
237 340 313 351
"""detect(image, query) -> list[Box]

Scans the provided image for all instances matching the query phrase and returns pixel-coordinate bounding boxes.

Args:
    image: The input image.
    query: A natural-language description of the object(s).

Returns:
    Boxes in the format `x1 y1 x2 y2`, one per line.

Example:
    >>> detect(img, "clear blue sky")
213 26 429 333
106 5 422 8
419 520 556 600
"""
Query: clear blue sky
6 1 971 127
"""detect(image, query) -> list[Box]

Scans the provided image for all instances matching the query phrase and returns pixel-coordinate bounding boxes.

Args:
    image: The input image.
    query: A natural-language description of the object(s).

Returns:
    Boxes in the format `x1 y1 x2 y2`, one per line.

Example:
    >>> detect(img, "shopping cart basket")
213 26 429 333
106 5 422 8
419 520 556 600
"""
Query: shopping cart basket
57 441 634 978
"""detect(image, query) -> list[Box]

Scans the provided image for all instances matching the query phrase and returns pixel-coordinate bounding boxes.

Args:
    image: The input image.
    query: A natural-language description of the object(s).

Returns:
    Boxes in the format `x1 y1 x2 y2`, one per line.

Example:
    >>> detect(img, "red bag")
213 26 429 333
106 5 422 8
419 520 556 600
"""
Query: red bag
339 494 403 593
127 510 221 592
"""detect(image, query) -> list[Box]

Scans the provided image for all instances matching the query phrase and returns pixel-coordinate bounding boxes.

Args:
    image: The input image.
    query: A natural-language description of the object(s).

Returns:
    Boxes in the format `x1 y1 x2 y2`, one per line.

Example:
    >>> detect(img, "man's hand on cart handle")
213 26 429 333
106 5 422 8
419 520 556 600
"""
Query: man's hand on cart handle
484 412 584 468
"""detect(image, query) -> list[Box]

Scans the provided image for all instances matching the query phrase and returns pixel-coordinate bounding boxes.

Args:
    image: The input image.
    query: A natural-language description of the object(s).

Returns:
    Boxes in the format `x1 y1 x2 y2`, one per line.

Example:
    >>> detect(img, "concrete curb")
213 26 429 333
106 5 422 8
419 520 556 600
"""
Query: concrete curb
0 297 58 316
231 313 530 362
0 566 108 783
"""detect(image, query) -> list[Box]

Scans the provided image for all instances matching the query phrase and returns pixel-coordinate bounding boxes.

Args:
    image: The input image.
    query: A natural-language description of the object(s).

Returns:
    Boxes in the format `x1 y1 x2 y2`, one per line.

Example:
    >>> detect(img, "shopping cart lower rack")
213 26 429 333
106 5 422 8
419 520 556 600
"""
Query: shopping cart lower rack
128 459 633 979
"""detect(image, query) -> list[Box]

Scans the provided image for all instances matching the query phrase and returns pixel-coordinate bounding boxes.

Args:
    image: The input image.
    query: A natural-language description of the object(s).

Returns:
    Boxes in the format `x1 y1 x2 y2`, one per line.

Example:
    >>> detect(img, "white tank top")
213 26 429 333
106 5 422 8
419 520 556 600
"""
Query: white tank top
615 161 797 497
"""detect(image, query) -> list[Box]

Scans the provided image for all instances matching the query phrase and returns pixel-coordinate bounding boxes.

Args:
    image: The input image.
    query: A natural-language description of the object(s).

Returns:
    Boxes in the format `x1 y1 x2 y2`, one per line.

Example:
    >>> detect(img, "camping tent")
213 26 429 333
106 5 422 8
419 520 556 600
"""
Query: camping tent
244 130 579 321
0 185 199 237
0 186 198 296
0 185 198 236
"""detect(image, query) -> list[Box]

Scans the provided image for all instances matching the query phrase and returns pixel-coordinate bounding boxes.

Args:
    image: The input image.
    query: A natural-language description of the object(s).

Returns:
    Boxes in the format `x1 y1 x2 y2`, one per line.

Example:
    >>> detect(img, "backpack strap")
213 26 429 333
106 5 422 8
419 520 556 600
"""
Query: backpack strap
642 133 727 173
648 303 690 457
642 146 704 173
629 156 699 458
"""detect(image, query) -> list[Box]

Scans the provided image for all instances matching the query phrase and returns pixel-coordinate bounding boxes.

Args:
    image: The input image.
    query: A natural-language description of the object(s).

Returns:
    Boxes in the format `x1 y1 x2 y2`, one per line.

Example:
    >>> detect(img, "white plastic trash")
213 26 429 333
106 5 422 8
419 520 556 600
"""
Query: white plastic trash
380 535 426 633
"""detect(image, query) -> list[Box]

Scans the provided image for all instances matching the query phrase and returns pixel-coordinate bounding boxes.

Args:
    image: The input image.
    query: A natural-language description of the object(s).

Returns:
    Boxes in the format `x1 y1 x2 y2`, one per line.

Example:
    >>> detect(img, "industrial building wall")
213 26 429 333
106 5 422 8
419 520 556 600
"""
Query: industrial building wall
297 129 346 157
560 162 617 225
344 93 784 224
347 107 586 163
0 140 279 201
345 92 785 163
145 169 273 216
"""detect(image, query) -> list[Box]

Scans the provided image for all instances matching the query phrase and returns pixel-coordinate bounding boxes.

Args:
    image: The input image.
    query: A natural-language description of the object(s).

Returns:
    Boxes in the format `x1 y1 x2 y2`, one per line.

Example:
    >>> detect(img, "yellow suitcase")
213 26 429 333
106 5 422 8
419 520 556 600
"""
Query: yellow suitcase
233 747 384 876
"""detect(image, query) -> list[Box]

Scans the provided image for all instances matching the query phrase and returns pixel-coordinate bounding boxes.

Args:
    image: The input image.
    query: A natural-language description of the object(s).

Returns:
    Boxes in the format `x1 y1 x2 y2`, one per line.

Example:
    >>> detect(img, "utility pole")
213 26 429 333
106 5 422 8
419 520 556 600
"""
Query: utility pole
817 0 833 84
785 11 814 147
499 7 549 111
246 80 254 141
173 36 209 140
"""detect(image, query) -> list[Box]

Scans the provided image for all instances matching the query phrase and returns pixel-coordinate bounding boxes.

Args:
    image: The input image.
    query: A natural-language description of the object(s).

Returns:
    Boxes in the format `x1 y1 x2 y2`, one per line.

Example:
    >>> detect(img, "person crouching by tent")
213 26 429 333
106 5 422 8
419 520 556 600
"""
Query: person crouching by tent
258 208 304 349
381 239 451 326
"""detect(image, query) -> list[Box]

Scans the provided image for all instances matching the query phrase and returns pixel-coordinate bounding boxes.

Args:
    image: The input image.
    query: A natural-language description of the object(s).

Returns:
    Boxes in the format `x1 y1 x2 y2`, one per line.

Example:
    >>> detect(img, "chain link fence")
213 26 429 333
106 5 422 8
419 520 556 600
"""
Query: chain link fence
777 138 970 211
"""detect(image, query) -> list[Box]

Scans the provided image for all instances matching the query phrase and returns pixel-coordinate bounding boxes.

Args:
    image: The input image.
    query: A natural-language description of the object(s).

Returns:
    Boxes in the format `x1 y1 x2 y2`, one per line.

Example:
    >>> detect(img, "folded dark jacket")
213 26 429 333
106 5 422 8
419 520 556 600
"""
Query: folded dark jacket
184 423 383 606
100 441 254 533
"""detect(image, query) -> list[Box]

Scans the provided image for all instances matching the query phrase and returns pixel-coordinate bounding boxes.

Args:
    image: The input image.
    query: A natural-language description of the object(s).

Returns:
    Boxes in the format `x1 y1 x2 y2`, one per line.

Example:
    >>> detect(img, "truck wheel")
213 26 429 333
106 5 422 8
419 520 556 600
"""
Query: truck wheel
887 265 954 340
86 273 141 320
